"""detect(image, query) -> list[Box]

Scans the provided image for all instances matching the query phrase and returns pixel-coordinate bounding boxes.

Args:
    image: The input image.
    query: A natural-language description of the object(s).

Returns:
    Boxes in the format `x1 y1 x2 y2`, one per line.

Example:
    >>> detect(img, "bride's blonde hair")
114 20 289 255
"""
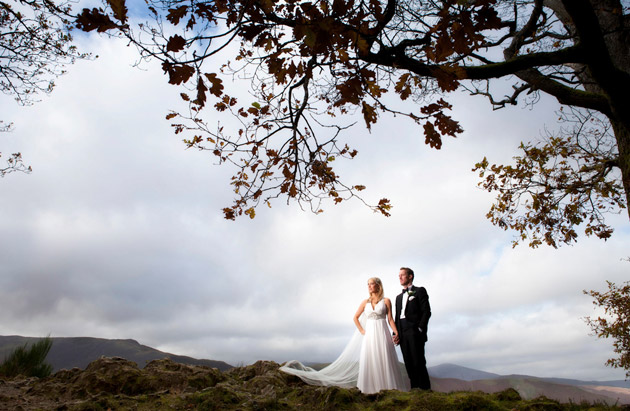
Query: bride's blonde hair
368 277 384 301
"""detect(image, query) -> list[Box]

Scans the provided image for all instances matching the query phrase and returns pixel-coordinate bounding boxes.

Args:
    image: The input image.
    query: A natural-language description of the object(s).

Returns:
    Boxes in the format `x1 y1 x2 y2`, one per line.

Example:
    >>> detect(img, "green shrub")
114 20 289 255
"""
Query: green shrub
0 336 53 378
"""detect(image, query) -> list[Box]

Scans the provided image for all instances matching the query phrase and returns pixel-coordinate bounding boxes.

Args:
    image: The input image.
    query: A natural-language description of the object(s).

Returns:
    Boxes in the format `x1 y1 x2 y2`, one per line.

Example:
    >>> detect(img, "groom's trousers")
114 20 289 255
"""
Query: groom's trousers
400 319 431 390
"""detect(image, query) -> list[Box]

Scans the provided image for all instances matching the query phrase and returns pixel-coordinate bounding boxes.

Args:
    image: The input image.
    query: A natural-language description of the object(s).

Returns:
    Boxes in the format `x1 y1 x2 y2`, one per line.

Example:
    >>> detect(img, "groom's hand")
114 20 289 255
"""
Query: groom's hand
392 333 399 345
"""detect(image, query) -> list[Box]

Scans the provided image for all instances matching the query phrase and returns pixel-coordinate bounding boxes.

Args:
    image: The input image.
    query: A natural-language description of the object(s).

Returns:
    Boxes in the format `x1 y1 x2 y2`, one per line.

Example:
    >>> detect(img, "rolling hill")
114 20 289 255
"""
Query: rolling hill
0 335 232 372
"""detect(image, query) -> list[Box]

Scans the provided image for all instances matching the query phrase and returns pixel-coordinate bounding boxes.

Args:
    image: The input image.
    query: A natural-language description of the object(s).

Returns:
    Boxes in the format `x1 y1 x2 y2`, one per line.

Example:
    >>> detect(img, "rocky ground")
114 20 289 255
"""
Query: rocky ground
0 357 627 410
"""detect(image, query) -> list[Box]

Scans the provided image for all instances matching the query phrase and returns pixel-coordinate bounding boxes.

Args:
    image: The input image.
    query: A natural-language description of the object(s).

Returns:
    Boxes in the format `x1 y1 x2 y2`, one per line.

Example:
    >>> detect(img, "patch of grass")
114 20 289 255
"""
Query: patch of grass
0 336 53 378
520 396 563 410
188 385 243 410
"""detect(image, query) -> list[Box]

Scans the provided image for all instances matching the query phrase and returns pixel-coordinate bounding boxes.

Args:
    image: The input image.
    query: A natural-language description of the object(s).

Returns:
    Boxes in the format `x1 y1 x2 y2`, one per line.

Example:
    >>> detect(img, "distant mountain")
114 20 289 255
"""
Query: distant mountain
428 363 630 389
430 376 630 405
0 335 232 372
508 375 630 389
428 363 500 381
427 363 630 405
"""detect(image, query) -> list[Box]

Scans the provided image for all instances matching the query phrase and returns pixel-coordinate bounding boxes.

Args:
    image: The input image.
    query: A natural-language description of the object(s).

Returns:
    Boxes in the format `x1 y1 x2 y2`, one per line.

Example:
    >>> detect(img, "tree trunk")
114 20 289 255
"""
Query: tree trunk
612 120 630 221
554 0 630 221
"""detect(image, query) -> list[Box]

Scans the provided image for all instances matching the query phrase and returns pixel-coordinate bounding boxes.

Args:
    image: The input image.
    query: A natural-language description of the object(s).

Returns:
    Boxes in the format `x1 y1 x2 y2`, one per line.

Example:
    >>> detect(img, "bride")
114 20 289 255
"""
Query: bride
280 277 410 394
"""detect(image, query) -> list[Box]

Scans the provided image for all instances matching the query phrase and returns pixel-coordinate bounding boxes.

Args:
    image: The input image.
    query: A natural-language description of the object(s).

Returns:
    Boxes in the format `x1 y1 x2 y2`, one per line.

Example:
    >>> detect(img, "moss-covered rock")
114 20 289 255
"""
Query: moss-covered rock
493 387 522 402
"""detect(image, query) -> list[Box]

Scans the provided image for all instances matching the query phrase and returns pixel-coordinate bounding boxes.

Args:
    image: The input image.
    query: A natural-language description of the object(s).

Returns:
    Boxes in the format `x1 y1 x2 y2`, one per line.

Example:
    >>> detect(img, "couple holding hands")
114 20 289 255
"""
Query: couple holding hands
281 267 431 394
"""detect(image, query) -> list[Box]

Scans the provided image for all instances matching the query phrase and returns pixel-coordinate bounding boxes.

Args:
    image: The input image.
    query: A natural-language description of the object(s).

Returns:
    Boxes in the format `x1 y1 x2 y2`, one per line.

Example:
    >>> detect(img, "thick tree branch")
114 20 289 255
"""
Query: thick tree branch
561 0 630 131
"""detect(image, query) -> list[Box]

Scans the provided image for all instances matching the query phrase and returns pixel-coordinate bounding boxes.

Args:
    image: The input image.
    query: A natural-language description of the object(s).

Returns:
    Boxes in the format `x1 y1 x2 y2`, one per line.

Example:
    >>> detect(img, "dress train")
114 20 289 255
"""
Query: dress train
280 300 409 393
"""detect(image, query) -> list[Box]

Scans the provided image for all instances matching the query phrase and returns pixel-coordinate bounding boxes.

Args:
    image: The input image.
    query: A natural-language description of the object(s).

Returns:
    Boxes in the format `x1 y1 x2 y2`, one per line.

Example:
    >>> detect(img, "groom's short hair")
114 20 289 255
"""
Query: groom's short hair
400 267 414 281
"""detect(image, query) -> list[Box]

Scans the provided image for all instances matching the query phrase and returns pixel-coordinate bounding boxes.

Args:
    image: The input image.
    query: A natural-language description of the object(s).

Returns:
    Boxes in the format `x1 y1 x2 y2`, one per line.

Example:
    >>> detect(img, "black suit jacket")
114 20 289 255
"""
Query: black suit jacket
395 285 431 342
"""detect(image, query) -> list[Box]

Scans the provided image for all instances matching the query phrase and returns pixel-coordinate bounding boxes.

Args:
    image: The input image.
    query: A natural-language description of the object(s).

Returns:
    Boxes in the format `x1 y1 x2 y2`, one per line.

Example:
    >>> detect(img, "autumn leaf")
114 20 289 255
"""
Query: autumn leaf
332 0 351 16
167 6 188 25
106 0 127 23
166 35 186 52
434 112 462 137
223 207 236 220
361 102 378 129
162 62 195 85
241 24 267 41
75 8 119 33
423 122 442 149
204 73 224 97
335 76 364 106
195 77 207 108
395 73 412 100
376 198 392 217
431 65 461 92
421 98 452 114
282 165 293 179
474 2 502 29
258 0 276 13
354 35 370 56
304 28 317 49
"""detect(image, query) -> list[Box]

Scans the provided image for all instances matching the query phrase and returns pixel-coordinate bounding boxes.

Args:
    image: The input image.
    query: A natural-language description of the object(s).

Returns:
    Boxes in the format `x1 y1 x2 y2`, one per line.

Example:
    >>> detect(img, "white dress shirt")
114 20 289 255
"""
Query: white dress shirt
400 286 423 333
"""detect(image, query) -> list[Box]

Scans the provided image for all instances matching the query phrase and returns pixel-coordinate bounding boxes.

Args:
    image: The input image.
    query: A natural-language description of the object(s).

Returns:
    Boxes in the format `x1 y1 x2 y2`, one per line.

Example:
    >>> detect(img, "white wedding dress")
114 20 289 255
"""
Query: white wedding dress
280 299 410 394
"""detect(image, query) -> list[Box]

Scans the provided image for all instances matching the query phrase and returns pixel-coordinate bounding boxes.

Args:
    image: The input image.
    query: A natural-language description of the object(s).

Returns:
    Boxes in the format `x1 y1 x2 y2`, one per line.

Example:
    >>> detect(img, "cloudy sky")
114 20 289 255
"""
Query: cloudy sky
1 25 628 382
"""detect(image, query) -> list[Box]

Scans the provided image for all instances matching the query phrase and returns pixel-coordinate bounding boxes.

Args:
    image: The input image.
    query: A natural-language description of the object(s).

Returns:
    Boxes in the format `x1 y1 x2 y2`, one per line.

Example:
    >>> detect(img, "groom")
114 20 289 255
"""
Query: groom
394 267 432 390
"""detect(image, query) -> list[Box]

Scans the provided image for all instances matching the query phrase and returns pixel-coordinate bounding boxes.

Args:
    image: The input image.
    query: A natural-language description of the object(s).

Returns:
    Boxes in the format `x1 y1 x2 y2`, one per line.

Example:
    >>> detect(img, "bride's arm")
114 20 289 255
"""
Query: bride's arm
353 300 367 335
384 298 399 336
